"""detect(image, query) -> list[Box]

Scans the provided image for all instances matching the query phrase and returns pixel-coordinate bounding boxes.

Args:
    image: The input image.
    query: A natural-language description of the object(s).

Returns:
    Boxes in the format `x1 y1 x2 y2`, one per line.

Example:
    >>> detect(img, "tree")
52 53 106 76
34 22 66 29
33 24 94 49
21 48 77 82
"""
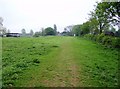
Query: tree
0 17 7 35
101 1 120 29
91 2 120 34
2 27 7 35
40 28 44 36
21 28 26 35
44 27 55 35
89 16 99 34
95 2 109 34
54 24 57 35
81 21 91 35
30 29 34 36
6 29 10 33
0 17 3 26
72 25 81 36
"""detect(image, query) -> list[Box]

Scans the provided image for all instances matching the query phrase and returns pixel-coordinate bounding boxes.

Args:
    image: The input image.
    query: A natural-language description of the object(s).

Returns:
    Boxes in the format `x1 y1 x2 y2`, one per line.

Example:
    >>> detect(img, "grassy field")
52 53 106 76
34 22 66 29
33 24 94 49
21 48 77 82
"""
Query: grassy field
2 36 119 87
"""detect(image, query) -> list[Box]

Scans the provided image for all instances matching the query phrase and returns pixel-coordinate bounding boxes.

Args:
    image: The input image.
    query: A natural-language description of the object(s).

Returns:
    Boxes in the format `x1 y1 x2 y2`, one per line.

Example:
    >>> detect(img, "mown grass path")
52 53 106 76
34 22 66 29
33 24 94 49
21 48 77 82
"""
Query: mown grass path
3 36 118 87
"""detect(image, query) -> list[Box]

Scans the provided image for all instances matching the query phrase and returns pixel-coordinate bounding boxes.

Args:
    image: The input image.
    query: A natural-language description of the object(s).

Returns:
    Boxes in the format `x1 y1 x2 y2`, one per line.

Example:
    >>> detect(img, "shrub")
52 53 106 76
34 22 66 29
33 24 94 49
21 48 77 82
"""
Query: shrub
84 34 94 40
96 33 105 43
92 35 98 41
84 33 120 48
104 37 112 48
111 37 120 48
102 36 112 46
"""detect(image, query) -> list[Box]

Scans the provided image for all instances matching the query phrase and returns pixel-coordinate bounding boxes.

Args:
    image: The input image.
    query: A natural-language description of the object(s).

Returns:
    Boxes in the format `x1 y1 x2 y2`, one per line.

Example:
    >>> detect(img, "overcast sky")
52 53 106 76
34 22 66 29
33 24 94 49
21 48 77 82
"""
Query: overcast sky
0 0 101 33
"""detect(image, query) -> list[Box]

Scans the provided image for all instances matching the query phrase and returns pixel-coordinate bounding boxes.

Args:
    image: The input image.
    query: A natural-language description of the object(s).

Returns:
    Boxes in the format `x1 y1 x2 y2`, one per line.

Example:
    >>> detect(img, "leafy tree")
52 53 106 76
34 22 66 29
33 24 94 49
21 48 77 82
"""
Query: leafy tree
95 2 109 34
30 29 34 36
41 28 45 36
81 21 91 35
21 28 26 35
90 2 120 34
101 1 120 26
6 29 10 33
44 27 55 35
72 25 81 36
54 24 57 35
89 17 99 34
2 27 7 35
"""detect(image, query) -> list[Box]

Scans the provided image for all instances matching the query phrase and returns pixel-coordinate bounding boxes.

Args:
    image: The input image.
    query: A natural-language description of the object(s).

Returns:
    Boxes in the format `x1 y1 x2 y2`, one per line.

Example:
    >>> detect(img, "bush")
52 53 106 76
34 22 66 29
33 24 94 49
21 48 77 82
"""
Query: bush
84 33 120 48
92 35 98 41
111 37 120 48
105 37 112 48
84 34 94 39
96 33 105 43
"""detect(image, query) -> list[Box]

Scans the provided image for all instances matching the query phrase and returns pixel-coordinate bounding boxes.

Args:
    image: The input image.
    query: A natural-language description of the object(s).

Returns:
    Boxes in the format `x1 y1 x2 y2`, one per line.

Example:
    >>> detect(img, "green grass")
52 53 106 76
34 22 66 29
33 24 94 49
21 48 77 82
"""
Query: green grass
2 36 119 87
71 37 119 87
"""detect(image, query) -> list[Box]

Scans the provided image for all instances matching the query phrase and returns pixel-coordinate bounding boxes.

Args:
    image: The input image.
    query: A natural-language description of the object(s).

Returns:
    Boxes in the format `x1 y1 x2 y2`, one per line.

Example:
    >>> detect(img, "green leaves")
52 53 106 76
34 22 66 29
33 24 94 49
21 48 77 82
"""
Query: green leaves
44 27 56 35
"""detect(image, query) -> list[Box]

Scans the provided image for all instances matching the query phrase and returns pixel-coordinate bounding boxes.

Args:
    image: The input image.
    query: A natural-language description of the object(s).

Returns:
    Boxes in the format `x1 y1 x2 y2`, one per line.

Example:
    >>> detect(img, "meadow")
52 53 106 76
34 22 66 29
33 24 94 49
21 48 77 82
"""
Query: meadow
2 36 119 87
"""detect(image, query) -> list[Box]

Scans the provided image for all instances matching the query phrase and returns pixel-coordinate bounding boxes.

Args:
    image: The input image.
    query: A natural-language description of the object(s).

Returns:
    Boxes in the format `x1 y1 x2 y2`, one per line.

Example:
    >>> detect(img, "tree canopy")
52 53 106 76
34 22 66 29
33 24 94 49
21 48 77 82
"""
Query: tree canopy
44 27 55 35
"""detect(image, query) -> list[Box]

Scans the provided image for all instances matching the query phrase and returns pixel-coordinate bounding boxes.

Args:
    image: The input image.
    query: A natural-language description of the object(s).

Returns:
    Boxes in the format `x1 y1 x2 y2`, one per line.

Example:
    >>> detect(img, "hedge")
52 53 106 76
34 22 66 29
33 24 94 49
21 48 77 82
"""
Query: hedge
84 34 120 48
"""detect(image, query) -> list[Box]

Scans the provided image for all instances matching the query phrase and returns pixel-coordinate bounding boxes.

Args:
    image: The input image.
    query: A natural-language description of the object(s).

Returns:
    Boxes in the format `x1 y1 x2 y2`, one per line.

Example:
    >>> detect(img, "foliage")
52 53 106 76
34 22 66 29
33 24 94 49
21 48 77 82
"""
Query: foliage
72 2 120 37
84 34 120 48
81 21 91 35
53 24 57 35
33 31 41 37
72 25 81 36
96 33 105 43
30 29 34 36
44 27 55 36
21 29 26 35
101 1 120 27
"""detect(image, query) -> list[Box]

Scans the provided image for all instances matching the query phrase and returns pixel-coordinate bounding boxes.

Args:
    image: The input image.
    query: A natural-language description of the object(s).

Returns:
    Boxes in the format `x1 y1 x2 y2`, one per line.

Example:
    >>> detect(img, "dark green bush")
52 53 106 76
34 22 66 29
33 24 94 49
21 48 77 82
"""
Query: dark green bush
111 37 120 48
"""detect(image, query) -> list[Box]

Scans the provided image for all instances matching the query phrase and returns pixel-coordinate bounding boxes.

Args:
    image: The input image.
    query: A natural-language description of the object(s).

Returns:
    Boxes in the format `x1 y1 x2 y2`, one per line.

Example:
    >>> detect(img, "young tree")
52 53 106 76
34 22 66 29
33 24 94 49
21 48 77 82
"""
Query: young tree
30 29 34 36
21 28 26 35
72 25 82 36
54 24 57 35
41 28 45 36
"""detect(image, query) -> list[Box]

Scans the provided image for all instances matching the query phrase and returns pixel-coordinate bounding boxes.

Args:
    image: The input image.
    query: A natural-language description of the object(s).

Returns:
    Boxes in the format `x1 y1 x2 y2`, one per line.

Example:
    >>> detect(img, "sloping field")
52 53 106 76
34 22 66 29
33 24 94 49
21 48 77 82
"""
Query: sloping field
2 36 119 87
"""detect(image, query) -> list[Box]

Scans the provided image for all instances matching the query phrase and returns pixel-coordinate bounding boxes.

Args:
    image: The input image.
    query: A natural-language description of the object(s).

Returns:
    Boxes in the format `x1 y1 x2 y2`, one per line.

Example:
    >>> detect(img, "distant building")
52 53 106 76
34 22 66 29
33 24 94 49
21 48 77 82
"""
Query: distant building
6 33 20 37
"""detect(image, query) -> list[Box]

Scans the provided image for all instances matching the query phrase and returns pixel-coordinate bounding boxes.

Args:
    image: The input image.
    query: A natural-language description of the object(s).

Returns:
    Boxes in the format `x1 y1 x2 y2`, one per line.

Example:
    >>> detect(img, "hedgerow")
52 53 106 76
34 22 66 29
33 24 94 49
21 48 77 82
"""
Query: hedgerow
84 34 120 48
